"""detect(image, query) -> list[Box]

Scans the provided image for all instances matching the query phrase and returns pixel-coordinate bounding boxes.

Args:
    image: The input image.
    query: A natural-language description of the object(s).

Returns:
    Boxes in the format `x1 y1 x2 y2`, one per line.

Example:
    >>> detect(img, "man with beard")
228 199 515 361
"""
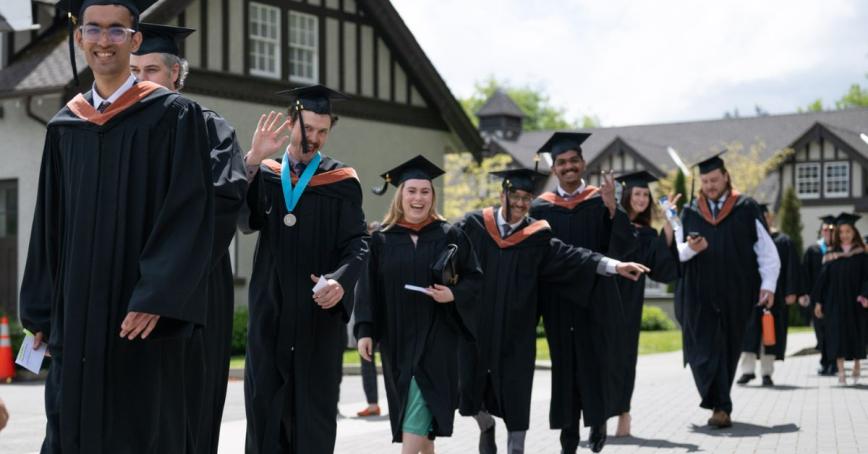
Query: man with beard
130 23 248 453
529 132 639 453
20 1 214 451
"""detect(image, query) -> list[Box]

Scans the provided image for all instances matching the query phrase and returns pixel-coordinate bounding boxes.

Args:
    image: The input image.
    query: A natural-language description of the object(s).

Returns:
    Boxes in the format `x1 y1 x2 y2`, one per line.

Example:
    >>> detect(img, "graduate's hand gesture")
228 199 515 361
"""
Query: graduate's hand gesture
758 290 775 309
358 337 374 362
687 235 708 253
427 284 455 303
119 311 160 340
785 294 797 305
248 111 291 165
798 295 810 307
600 170 617 218
311 275 344 309
615 262 651 281
814 303 824 319
857 295 868 309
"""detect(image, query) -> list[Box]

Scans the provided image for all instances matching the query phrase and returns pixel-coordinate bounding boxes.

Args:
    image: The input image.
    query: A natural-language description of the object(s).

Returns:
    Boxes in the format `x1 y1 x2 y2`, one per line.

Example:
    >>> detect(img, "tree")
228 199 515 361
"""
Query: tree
672 169 688 212
460 76 587 131
835 79 868 109
778 186 804 254
798 98 825 113
443 152 513 221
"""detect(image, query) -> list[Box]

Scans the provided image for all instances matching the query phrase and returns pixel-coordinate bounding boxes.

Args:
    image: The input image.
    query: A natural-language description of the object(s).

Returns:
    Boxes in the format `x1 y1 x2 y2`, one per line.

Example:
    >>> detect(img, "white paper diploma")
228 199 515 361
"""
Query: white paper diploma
312 275 329 293
16 333 47 374
404 284 432 295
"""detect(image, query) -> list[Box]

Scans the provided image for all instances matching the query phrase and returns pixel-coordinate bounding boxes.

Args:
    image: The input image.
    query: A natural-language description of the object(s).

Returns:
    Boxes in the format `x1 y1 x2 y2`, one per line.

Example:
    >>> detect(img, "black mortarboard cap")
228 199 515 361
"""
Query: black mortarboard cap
133 22 194 56
63 0 157 86
758 203 770 214
615 170 658 189
820 214 837 225
490 168 545 193
536 132 592 160
276 84 348 115
694 150 728 174
836 212 861 226
372 155 444 196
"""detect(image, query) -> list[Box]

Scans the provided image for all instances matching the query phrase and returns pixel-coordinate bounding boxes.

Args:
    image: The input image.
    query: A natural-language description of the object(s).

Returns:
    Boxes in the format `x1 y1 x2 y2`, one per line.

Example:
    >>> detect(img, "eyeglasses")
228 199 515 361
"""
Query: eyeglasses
79 25 137 44
507 193 533 204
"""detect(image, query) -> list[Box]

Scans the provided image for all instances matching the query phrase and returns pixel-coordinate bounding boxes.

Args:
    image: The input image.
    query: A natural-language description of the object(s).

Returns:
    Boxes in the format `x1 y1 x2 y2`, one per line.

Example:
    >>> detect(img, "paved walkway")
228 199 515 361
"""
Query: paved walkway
4 332 868 453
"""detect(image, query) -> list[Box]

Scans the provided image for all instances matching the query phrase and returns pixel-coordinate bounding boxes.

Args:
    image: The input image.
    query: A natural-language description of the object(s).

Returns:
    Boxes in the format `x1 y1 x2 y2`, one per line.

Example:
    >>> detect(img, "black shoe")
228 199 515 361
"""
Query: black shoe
762 375 774 386
736 373 756 385
819 365 829 375
829 364 839 375
589 424 607 453
479 426 496 454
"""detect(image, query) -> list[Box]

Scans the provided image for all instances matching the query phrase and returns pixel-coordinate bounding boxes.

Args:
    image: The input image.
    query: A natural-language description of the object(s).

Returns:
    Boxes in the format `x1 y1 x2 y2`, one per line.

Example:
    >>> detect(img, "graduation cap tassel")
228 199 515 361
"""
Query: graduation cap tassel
295 100 313 154
690 168 696 204
502 180 512 228
67 11 79 87
533 154 540 173
372 176 390 196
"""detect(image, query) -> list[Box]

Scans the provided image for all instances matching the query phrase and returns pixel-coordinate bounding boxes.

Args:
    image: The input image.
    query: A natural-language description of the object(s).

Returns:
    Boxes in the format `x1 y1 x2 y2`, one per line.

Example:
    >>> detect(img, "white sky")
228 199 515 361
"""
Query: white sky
391 0 868 127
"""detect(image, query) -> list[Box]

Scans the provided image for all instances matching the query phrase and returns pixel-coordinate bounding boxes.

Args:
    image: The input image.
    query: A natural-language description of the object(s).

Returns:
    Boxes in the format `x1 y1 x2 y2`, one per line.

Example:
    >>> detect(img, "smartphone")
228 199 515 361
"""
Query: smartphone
688 231 702 239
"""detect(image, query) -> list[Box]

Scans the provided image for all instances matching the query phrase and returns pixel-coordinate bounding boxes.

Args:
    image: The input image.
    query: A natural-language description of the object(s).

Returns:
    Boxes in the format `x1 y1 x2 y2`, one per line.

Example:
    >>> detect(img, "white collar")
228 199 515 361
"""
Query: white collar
557 180 586 198
497 206 525 231
92 74 137 109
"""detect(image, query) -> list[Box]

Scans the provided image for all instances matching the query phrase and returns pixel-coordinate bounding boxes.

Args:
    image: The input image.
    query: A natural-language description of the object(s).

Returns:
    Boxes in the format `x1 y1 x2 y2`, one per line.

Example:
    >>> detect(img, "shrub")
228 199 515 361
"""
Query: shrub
641 305 676 331
232 306 249 356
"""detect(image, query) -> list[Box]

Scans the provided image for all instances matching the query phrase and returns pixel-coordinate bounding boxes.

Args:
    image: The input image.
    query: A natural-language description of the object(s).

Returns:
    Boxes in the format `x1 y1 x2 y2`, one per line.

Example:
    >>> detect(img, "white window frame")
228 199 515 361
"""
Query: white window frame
795 162 821 199
288 11 319 84
823 161 850 198
248 2 282 79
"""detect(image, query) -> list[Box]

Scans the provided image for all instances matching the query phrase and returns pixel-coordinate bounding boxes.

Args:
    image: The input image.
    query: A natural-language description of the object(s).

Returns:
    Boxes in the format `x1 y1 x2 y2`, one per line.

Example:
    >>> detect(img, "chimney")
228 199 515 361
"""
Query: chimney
476 89 524 142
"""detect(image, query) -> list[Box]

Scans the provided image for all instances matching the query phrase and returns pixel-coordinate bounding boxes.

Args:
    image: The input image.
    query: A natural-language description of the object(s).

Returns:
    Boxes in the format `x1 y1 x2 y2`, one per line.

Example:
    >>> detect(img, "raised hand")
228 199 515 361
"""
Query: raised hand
248 111 292 165
600 170 617 216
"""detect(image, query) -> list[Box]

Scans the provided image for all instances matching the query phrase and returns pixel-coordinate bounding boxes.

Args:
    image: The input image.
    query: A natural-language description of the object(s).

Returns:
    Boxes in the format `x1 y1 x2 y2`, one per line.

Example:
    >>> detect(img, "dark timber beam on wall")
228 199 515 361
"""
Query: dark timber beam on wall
222 0 229 72
200 0 208 69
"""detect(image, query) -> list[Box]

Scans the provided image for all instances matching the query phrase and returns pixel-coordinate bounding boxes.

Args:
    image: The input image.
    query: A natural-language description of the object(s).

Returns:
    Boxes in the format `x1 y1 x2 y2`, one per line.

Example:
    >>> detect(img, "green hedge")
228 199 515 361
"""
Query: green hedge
232 306 248 356
641 306 676 331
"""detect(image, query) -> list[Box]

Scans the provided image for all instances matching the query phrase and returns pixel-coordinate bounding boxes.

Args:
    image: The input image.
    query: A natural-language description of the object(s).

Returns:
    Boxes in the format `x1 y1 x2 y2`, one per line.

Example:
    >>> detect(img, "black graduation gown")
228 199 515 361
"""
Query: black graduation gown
189 108 248 454
354 220 482 442
811 249 868 361
675 193 764 413
613 224 678 413
19 83 214 454
802 243 827 353
239 156 369 453
456 207 604 432
741 232 800 360
529 189 637 428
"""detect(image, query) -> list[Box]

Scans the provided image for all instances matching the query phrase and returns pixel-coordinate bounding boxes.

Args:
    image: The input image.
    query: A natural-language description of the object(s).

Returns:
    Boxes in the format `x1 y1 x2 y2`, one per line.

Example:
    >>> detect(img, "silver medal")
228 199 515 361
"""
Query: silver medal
284 213 297 227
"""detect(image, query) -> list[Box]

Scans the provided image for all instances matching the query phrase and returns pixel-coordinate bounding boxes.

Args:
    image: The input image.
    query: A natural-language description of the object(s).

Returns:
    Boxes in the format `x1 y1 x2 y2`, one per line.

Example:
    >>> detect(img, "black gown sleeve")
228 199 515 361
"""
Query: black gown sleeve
353 235 379 341
607 207 640 260
324 184 370 321
811 262 830 305
645 228 679 284
237 168 267 234
19 128 62 339
781 237 801 297
444 226 484 339
127 100 214 325
538 238 603 284
205 111 247 266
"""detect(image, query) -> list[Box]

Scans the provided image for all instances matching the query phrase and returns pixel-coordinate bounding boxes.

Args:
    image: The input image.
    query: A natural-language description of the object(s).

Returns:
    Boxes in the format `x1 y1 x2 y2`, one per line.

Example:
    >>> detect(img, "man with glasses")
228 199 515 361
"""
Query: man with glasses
20 1 214 452
458 169 648 454
529 133 638 453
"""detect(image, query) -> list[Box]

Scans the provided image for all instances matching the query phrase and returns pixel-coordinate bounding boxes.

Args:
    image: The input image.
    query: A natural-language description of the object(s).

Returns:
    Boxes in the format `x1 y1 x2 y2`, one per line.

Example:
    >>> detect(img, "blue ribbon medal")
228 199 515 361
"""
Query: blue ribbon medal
280 151 322 227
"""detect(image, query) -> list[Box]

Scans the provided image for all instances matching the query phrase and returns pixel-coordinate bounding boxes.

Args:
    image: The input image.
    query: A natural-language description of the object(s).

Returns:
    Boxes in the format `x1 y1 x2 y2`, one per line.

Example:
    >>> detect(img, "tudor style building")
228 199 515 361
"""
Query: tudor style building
0 0 482 316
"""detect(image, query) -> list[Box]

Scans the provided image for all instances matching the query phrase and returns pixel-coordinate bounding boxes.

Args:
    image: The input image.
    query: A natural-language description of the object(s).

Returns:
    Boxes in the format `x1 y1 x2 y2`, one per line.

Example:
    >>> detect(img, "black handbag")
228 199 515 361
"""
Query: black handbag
431 243 460 285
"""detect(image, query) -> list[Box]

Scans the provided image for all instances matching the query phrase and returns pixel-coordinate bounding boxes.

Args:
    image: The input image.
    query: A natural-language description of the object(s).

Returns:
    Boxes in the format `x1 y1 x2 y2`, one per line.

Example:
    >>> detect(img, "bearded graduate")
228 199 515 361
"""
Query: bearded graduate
812 213 868 385
354 155 483 454
529 132 639 453
608 171 680 437
674 151 780 428
20 1 215 451
239 85 369 453
456 168 649 454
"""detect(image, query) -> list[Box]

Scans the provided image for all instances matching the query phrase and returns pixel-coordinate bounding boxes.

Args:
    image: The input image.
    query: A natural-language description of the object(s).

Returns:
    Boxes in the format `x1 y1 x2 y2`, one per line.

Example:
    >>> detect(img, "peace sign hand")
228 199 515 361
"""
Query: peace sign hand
600 170 617 216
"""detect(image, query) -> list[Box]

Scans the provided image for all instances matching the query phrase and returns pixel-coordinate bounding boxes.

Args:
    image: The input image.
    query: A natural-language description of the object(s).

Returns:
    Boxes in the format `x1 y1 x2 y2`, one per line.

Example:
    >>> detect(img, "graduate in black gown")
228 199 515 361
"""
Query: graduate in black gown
239 85 369 453
800 215 838 376
130 23 248 453
812 213 868 385
458 169 649 454
610 171 679 437
674 151 780 428
529 133 639 453
737 204 800 387
20 1 216 452
355 156 483 454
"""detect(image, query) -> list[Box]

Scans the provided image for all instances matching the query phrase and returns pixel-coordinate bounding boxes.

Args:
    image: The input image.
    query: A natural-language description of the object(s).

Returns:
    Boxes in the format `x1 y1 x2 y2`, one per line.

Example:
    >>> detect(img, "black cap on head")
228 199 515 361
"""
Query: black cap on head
537 132 591 160
490 168 545 194
372 155 444 196
836 212 861 226
615 170 658 189
820 214 837 225
132 22 194 56
694 150 728 174
276 84 348 116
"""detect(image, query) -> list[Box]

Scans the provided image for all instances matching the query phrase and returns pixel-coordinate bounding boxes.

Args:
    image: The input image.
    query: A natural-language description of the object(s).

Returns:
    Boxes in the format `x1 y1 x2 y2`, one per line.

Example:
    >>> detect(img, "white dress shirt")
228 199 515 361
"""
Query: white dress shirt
675 193 781 292
557 180 587 198
92 74 137 109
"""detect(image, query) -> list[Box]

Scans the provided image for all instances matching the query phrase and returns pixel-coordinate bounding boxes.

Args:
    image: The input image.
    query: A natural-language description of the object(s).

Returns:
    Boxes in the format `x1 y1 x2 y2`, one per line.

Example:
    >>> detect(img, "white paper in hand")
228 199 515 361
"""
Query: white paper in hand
312 275 329 294
404 284 432 295
16 333 47 374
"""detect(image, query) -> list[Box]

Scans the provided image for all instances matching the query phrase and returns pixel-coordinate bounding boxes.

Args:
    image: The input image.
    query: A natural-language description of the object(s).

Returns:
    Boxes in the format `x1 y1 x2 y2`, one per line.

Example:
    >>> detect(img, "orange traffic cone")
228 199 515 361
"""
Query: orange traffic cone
0 316 15 382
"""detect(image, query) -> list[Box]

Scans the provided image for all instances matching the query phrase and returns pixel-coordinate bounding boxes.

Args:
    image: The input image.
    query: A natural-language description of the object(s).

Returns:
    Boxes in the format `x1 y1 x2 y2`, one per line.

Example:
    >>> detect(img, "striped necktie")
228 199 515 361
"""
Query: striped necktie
97 101 111 113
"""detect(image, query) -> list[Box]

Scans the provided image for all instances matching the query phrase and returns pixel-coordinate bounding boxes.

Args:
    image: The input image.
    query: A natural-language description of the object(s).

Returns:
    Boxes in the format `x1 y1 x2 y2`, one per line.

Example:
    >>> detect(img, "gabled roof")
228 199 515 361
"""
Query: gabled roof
493 109 868 177
0 0 482 156
476 89 524 118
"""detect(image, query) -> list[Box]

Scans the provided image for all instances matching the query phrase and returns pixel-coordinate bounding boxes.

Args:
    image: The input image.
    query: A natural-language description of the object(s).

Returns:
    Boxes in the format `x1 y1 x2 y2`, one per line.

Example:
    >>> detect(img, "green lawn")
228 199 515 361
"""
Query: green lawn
228 326 814 369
